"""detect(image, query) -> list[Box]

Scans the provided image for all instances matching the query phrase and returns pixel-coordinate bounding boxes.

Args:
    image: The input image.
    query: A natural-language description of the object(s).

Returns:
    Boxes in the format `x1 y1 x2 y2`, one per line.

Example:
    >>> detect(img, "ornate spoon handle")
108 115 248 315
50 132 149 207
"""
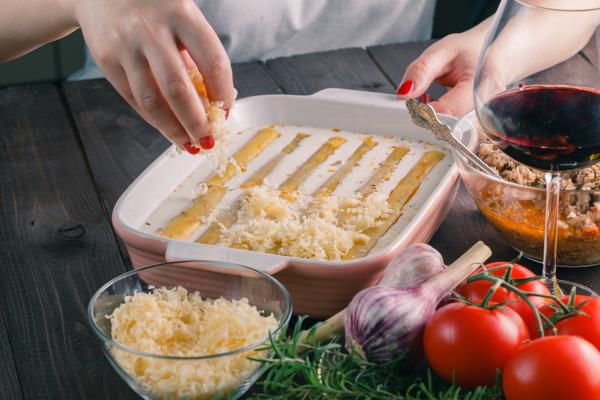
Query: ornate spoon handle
406 98 499 177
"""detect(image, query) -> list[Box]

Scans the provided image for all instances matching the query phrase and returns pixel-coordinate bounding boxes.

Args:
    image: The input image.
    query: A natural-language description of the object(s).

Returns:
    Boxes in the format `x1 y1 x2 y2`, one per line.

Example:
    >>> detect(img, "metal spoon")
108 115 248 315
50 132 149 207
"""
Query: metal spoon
406 98 499 177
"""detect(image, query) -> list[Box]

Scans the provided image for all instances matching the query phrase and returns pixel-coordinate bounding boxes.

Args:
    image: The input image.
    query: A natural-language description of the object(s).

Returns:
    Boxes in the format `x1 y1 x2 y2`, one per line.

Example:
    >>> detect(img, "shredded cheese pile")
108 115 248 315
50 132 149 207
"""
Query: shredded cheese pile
190 67 237 177
219 185 392 260
203 98 233 177
107 286 277 400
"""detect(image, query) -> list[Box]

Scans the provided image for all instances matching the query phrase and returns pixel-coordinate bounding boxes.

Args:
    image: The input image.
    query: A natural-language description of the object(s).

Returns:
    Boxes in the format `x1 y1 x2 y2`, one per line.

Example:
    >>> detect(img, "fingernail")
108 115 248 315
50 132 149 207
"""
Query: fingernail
396 80 415 96
224 108 230 120
183 141 201 155
199 135 215 150
419 93 434 103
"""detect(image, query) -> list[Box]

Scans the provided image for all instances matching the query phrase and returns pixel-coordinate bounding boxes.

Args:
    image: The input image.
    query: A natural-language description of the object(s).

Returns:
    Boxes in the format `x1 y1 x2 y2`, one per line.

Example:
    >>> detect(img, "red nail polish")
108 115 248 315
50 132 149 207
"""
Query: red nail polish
419 93 428 103
396 80 415 96
224 108 230 120
199 135 215 150
183 141 201 155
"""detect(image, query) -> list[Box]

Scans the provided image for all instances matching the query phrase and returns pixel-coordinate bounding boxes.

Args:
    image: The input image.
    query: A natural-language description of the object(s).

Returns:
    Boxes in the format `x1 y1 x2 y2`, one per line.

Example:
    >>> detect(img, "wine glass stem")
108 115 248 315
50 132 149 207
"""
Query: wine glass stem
542 172 561 290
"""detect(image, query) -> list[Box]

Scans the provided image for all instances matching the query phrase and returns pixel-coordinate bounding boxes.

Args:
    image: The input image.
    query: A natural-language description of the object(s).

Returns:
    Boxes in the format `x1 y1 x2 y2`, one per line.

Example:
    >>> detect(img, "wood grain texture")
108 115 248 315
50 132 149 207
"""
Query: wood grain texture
232 61 283 97
368 41 447 99
0 84 136 399
63 79 170 219
63 79 170 263
266 47 394 95
0 304 22 400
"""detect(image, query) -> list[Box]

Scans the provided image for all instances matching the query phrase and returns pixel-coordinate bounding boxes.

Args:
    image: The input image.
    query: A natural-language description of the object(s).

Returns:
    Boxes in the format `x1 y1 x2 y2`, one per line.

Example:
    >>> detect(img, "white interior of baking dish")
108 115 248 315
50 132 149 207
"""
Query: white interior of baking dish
113 89 470 272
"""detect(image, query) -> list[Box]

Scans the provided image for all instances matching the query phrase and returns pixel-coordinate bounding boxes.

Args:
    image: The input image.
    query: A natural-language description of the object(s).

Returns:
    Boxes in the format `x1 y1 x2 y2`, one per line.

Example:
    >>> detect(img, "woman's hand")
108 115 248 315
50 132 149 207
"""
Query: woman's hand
397 10 598 118
395 19 492 117
75 0 235 148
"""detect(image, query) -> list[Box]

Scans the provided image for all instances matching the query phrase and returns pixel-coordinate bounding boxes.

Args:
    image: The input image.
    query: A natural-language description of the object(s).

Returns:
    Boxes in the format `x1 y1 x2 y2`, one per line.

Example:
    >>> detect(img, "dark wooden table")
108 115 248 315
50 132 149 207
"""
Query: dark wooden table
1 41 599 400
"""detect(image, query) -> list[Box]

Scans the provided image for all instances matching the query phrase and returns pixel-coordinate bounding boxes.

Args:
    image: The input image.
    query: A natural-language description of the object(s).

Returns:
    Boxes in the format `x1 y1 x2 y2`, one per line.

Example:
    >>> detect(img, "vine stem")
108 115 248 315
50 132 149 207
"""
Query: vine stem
481 280 503 308
469 270 572 314
523 292 570 313
470 274 562 337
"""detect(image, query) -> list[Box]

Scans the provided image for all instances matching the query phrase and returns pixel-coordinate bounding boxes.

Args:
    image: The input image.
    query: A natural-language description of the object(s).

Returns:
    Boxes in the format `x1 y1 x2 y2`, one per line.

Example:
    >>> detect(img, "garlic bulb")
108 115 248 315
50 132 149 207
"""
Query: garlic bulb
345 241 491 363
299 243 447 348
378 243 445 288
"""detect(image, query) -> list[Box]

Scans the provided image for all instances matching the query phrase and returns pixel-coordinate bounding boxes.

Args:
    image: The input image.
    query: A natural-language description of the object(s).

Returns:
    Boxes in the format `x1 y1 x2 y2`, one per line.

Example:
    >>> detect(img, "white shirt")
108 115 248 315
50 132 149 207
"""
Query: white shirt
71 0 435 79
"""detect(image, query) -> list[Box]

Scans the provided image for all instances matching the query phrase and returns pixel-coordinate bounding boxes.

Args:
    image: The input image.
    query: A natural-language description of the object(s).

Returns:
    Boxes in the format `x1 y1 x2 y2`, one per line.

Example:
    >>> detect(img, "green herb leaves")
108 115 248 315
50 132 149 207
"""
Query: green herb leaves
248 317 502 400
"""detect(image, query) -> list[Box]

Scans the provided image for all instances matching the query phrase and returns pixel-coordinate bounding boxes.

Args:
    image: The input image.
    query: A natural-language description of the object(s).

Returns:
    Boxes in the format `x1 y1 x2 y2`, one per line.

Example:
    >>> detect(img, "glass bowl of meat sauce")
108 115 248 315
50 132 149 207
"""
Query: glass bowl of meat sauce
453 97 600 267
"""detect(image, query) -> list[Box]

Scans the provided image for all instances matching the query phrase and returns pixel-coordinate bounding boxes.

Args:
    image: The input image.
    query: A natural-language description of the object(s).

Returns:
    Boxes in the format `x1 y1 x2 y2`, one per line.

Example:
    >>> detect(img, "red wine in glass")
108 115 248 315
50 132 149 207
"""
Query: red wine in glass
480 84 600 171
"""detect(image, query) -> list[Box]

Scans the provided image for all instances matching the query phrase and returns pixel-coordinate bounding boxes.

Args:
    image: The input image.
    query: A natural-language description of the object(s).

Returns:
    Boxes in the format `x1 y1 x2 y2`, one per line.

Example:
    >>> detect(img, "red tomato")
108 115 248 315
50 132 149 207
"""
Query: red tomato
538 295 600 350
424 302 529 389
457 261 550 337
503 335 600 400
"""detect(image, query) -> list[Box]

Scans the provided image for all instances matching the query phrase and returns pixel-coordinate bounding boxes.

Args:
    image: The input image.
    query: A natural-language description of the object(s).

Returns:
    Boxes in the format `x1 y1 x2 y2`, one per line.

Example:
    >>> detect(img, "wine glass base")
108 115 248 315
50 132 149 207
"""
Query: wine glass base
547 279 599 297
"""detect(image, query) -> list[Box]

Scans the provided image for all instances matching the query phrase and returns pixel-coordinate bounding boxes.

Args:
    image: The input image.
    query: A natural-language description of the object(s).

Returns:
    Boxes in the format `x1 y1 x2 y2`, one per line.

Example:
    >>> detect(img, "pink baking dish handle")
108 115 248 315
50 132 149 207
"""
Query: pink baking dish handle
165 241 288 274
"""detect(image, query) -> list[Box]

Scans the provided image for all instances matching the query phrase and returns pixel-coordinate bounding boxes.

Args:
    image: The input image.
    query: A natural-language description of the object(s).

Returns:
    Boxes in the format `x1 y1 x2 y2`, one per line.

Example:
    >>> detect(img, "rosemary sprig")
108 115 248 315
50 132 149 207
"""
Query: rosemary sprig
247 317 503 400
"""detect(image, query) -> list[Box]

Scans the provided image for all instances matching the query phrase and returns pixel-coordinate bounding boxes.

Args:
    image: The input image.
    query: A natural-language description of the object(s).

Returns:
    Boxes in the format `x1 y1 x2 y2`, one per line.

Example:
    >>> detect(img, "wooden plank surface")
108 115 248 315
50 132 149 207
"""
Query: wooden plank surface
63 79 168 264
0 304 22 400
0 84 136 399
233 61 283 97
63 80 170 217
267 47 394 94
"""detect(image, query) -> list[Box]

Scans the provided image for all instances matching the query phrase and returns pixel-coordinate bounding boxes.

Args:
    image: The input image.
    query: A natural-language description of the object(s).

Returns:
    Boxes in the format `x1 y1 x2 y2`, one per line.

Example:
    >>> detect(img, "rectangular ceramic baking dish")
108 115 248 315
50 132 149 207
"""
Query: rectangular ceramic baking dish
112 88 460 317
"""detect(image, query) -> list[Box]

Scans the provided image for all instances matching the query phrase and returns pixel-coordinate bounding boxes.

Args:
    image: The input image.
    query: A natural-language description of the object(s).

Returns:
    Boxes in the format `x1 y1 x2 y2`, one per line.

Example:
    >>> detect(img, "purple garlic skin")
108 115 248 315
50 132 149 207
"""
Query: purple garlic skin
345 243 446 363
344 243 483 364
378 243 446 289
345 285 440 363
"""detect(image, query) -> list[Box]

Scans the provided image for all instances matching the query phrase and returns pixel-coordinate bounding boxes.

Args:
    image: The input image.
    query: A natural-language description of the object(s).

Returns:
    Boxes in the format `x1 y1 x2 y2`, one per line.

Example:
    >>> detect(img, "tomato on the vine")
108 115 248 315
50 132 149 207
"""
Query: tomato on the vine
457 261 550 337
423 302 529 389
503 335 600 400
537 295 600 350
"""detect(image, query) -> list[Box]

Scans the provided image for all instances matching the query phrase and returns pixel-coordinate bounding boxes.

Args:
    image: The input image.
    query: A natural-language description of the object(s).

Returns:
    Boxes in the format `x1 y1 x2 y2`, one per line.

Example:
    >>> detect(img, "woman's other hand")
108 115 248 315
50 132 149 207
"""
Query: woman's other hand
75 0 235 148
395 19 491 117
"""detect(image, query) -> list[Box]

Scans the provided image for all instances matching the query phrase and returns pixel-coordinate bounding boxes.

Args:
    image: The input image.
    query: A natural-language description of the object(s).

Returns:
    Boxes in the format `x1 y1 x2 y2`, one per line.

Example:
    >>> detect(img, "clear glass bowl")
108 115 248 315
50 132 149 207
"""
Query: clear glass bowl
88 260 292 400
453 111 600 267
555 279 599 297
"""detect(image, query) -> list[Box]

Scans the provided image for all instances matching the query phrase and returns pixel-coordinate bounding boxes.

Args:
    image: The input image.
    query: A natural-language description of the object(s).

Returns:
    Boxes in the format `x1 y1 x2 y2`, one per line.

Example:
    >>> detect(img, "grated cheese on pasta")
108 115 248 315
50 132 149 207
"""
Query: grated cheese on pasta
219 185 392 260
107 286 277 400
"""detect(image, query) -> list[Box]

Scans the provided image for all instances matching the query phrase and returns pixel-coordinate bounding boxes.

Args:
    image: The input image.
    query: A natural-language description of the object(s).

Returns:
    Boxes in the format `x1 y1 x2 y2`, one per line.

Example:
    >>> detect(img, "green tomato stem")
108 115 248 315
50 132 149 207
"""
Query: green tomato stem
471 274 548 337
481 279 503 308
522 292 571 313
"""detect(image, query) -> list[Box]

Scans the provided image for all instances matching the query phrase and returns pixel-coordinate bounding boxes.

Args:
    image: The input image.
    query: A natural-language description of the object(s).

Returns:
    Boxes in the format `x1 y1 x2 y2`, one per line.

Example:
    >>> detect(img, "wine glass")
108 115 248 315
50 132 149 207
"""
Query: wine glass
474 0 600 293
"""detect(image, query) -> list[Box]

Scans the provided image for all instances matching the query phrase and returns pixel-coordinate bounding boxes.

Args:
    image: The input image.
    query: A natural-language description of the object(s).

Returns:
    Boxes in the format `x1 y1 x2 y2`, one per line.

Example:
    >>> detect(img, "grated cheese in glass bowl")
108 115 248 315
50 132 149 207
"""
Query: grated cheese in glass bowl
88 261 292 400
